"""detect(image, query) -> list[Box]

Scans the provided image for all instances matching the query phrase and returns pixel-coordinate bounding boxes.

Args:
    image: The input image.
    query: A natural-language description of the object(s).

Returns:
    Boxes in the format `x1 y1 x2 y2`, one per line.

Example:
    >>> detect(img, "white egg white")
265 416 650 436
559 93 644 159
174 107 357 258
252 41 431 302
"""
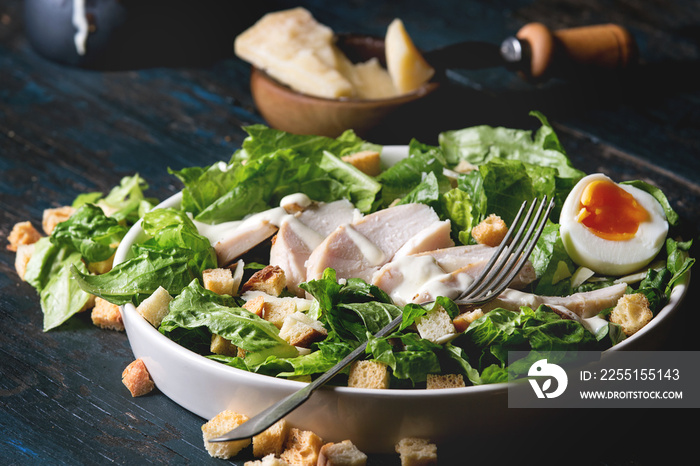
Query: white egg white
559 173 668 276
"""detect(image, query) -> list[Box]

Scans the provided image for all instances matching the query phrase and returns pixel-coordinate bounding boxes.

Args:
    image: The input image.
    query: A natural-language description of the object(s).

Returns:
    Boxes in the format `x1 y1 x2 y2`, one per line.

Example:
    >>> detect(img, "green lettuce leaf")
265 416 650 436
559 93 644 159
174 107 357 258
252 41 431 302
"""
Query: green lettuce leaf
160 280 298 366
50 204 127 263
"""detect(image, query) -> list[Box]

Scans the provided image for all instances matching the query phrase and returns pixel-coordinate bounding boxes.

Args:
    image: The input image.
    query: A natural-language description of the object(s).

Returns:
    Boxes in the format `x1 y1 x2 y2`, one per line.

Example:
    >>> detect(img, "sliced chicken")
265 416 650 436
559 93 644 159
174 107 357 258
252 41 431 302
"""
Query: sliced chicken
296 199 361 236
270 199 359 296
372 248 537 307
408 244 495 272
393 220 454 258
306 203 453 283
476 282 628 318
211 193 319 267
214 216 280 266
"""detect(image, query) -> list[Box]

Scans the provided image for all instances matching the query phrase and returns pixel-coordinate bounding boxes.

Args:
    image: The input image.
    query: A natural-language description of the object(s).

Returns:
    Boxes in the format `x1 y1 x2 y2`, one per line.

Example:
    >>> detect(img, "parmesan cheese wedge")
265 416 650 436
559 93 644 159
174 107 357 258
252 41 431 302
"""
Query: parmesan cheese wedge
234 7 354 99
235 8 432 100
385 18 435 93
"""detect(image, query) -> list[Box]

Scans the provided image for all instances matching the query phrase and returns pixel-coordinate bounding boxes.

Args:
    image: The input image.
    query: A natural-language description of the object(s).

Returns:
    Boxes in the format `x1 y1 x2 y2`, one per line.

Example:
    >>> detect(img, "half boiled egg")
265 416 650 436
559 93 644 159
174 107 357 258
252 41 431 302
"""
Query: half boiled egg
559 173 668 276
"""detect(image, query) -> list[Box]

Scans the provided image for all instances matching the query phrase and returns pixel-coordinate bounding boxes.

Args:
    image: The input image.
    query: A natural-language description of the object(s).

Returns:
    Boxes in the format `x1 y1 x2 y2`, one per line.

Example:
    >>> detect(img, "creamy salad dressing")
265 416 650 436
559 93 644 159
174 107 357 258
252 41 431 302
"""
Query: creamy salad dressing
193 193 323 247
282 215 325 251
376 254 475 306
343 224 386 266
72 0 88 55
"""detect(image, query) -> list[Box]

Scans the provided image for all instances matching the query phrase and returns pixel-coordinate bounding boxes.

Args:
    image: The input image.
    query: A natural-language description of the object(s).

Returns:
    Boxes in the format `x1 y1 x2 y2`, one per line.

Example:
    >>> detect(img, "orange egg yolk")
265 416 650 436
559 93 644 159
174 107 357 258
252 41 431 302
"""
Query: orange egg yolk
576 180 649 241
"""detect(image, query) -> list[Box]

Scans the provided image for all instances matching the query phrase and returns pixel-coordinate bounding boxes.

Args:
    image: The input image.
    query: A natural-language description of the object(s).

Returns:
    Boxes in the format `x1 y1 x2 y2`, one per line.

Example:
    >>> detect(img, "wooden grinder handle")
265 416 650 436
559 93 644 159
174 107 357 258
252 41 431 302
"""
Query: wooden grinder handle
516 23 637 79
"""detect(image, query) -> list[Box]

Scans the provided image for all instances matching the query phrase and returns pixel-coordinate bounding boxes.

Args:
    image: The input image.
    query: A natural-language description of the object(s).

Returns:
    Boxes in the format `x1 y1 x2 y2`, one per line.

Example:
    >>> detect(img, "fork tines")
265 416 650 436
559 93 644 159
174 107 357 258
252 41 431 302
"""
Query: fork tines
455 196 555 305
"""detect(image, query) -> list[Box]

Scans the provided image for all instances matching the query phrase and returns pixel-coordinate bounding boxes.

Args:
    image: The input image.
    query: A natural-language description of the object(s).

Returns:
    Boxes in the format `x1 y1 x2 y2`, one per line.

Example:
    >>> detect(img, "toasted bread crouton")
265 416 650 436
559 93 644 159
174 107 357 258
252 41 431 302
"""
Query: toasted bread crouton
348 360 390 389
210 334 238 356
415 305 456 343
79 294 96 313
426 373 465 389
91 297 124 331
279 311 327 347
341 150 381 176
122 358 155 397
280 428 323 466
42 206 76 235
202 410 251 459
136 286 172 328
395 438 437 466
87 251 116 275
471 214 508 247
453 160 478 174
253 419 290 458
245 454 291 466
242 291 313 329
318 440 367 466
14 243 35 281
7 221 42 252
452 308 484 333
243 295 265 317
242 265 287 296
203 268 235 296
610 293 653 336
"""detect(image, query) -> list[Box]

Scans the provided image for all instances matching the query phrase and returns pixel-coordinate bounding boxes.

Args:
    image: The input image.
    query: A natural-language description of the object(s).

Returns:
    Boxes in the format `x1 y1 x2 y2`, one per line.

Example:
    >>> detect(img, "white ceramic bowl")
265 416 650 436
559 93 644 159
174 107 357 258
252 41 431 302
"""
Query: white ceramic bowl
115 146 689 453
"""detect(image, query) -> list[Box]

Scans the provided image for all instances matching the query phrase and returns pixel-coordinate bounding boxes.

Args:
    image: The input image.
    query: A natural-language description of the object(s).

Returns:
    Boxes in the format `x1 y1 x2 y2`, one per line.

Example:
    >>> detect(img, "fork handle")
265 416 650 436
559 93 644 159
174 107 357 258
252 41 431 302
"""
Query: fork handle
515 23 637 79
208 314 404 442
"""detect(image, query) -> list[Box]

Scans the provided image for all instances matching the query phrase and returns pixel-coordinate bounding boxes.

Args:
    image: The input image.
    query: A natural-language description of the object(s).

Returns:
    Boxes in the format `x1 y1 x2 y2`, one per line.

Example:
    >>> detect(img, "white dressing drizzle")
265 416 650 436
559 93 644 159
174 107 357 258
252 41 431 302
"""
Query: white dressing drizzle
344 224 386 266
280 193 313 211
72 0 88 55
283 215 324 251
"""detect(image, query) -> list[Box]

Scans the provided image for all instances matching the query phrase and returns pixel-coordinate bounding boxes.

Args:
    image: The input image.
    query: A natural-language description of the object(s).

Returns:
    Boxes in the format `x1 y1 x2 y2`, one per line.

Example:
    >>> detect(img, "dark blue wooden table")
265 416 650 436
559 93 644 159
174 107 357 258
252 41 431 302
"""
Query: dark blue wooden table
2 0 699 464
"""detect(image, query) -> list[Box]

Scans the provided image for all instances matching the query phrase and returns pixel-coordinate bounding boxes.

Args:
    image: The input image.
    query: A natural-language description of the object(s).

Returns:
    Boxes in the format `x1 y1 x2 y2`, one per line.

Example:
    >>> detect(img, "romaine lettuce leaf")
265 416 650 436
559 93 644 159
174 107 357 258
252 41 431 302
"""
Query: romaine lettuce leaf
160 280 298 366
50 204 127 263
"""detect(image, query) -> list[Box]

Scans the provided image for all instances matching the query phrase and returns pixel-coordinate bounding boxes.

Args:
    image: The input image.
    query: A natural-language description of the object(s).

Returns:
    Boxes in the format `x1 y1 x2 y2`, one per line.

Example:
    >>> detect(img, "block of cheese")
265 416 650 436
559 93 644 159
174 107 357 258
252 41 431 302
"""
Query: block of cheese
234 7 354 99
385 18 435 93
235 8 431 100
334 50 398 99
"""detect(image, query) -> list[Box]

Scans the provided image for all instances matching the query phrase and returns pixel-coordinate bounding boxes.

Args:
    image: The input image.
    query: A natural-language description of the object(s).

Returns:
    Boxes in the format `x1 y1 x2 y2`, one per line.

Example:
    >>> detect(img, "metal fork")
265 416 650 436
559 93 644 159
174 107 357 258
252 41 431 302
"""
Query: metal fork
209 196 555 443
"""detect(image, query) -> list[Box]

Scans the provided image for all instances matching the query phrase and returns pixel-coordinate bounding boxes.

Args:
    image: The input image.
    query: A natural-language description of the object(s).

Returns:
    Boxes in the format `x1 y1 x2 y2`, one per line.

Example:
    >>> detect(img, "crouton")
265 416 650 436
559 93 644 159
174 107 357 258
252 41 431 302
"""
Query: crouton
347 360 390 389
14 243 35 281
245 454 291 466
242 291 313 329
471 214 508 247
241 265 287 296
122 358 155 397
395 438 437 466
253 419 290 458
87 251 116 275
201 410 251 459
415 305 456 343
42 206 75 235
243 295 265 317
318 440 368 466
79 294 96 313
210 334 238 356
452 308 484 333
136 286 172 328
7 221 41 252
610 293 653 336
453 160 478 174
91 297 124 331
279 311 327 347
280 428 323 466
341 150 381 176
203 268 235 296
426 373 465 389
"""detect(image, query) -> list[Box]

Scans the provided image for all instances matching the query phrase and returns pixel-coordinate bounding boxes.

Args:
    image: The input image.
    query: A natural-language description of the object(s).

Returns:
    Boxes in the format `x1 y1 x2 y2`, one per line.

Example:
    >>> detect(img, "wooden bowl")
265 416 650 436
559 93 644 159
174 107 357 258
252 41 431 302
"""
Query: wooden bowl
249 34 442 141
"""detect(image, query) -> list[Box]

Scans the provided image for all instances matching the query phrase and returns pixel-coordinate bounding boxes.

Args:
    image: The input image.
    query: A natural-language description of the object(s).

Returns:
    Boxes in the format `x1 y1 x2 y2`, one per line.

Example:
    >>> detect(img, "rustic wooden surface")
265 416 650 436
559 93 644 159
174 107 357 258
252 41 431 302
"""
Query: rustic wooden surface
1 0 699 464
